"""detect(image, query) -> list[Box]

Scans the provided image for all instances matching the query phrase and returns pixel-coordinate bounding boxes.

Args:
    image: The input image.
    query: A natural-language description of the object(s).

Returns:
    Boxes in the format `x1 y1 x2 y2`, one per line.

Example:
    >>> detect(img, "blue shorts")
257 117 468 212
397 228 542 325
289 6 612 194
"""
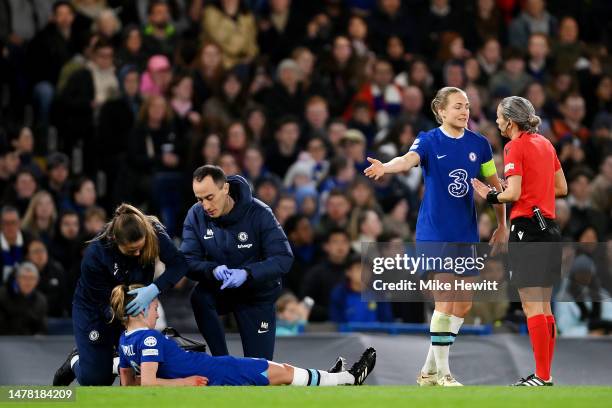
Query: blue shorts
415 241 480 277
201 356 270 386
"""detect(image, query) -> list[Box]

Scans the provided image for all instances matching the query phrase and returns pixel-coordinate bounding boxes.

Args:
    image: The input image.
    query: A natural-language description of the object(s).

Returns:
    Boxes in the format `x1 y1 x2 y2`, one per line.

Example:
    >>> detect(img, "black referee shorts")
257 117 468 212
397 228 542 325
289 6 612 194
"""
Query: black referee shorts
508 217 562 288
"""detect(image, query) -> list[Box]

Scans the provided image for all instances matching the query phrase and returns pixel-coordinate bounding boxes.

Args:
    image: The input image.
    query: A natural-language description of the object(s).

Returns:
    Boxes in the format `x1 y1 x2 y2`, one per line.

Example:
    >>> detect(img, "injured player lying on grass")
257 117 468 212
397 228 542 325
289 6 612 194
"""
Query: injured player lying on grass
112 284 376 386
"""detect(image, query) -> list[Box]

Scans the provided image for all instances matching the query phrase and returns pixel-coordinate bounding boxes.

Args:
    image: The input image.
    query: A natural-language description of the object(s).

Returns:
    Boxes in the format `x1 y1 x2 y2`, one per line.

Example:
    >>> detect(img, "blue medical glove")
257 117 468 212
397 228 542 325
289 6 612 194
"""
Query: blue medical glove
212 265 230 281
220 269 248 290
126 283 160 316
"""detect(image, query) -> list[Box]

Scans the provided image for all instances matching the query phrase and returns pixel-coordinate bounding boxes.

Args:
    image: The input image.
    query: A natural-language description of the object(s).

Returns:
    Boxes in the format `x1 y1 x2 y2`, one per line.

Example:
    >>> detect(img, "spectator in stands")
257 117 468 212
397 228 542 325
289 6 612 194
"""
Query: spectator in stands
201 0 258 69
48 209 82 278
140 54 172 98
317 189 353 237
302 227 352 322
367 0 416 54
475 37 502 86
92 8 121 46
553 94 595 172
0 262 47 335
11 127 40 176
142 0 177 59
396 86 435 134
203 69 247 129
508 0 557 49
489 48 531 96
191 42 225 112
2 168 38 216
273 194 297 228
523 81 554 140
168 73 201 139
26 239 69 318
275 292 310 336
68 176 97 219
218 152 241 176
21 190 57 246
526 33 551 84
590 155 611 216
283 214 318 295
115 25 147 72
266 116 301 177
303 96 330 139
82 206 106 240
319 35 362 117
26 1 76 134
347 15 371 58
254 173 281 207
43 152 71 212
552 16 582 73
329 254 393 324
341 129 369 174
464 0 506 50
257 0 304 64
1 206 28 283
566 168 608 241
241 145 267 185
350 209 383 253
345 59 402 129
262 59 305 121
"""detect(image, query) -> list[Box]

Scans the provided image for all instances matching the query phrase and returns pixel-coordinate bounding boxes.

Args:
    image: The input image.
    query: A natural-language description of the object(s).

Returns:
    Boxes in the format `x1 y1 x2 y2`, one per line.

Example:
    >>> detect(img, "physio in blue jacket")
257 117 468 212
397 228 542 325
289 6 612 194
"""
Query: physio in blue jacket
181 165 293 360
52 203 188 386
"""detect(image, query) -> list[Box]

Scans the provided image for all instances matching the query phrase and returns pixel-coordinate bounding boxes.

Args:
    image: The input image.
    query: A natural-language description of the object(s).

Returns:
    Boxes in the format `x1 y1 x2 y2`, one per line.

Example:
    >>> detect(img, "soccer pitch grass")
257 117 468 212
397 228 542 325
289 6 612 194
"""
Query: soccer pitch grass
3 386 611 408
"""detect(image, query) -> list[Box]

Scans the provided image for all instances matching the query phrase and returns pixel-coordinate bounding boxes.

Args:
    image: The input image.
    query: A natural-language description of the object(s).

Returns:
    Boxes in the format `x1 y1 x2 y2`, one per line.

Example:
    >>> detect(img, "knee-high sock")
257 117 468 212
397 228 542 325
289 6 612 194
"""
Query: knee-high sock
450 315 464 341
430 310 453 376
527 314 550 380
290 367 354 386
546 315 556 374
421 346 437 374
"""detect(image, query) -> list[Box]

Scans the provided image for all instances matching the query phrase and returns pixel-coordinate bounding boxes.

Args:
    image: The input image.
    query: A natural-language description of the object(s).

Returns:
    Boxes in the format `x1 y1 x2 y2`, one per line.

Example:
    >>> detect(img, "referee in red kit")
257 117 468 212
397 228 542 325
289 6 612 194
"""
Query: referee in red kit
472 96 567 387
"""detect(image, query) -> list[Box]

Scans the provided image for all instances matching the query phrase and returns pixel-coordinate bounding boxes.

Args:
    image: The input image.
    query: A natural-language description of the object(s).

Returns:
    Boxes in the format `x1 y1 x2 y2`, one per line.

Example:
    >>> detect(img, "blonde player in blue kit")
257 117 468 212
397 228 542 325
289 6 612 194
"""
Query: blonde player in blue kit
364 87 507 386
111 284 376 387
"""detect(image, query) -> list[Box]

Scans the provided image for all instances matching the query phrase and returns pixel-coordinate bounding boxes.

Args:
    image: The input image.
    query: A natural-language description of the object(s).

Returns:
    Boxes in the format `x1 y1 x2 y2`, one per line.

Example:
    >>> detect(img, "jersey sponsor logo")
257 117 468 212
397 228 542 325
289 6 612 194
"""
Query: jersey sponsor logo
447 169 469 198
122 344 135 357
89 330 99 342
505 163 515 172
144 336 157 347
238 232 249 242
237 244 253 249
258 321 269 334
436 154 447 159
469 152 477 162
142 349 159 356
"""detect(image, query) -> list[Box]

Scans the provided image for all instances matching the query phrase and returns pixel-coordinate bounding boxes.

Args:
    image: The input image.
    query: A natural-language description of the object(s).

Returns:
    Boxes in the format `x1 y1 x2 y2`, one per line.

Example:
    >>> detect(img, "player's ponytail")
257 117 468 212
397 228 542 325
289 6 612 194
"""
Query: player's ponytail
430 86 467 125
499 96 540 133
109 284 144 325
96 203 160 265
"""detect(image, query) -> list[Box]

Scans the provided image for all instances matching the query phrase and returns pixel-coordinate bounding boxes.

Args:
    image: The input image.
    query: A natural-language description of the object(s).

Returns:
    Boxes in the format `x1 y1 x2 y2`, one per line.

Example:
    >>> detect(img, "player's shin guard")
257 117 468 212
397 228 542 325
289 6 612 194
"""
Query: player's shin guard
290 367 354 386
546 315 556 374
430 310 453 377
527 314 551 381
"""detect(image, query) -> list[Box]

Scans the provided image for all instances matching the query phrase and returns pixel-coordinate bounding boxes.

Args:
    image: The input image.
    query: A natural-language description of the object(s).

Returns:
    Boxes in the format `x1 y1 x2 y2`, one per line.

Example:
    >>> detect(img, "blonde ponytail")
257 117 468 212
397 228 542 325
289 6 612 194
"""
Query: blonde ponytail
109 284 145 325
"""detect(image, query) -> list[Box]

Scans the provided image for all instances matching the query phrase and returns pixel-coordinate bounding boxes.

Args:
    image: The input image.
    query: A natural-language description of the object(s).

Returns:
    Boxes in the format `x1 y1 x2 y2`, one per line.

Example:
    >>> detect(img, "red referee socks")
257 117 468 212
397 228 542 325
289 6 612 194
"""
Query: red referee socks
527 314 550 380
546 315 556 373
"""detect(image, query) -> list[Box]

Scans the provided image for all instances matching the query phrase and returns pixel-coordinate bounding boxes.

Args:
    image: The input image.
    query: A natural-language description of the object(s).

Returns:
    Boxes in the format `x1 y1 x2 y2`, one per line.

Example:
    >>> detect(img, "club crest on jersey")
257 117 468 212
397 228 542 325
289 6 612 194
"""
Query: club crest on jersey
238 232 248 242
144 336 157 347
469 152 477 162
89 330 99 342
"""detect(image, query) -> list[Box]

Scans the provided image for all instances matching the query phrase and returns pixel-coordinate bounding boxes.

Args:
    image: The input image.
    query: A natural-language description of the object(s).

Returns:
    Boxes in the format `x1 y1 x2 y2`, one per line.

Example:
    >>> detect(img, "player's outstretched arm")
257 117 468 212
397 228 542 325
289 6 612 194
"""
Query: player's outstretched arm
364 151 420 180
140 362 208 386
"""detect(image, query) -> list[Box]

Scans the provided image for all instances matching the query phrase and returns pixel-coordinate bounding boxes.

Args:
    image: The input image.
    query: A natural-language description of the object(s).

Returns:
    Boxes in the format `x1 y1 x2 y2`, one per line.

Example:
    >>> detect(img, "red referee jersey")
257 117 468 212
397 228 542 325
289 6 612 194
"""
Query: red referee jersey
503 132 561 220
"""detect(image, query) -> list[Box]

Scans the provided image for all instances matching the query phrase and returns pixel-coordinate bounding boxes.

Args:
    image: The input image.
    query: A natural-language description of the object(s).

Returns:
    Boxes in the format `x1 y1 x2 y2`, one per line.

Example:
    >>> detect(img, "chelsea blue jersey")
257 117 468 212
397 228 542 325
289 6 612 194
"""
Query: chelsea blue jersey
410 127 496 242
118 328 270 386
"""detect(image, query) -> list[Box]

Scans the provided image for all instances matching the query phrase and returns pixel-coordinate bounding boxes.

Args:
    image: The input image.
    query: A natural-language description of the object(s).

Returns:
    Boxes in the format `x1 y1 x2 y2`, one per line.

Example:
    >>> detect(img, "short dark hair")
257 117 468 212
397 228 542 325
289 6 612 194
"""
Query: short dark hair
326 227 349 242
52 1 74 14
148 0 168 15
193 165 227 184
1 205 19 218
275 115 300 133
284 214 308 236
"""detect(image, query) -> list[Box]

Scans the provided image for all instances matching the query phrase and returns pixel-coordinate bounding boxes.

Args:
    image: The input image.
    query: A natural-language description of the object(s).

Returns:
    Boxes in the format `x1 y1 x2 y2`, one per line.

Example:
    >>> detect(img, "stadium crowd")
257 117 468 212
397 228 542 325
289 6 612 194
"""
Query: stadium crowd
0 0 610 336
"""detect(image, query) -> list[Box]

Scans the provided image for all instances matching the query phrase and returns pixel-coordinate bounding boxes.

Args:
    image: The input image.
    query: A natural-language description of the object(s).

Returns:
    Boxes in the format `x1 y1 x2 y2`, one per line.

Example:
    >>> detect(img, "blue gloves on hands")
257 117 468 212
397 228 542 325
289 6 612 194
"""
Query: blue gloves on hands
220 269 248 290
126 283 160 316
212 265 230 281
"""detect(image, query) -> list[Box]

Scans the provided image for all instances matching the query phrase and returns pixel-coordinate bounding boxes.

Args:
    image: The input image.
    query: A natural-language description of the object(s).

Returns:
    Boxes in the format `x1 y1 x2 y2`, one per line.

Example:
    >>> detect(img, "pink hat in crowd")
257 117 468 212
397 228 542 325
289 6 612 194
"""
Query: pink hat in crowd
147 55 171 72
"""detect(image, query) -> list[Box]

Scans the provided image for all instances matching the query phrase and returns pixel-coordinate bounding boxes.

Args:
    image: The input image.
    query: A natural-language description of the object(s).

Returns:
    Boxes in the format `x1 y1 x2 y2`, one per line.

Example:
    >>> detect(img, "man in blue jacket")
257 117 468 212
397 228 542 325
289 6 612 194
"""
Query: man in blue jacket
181 165 293 360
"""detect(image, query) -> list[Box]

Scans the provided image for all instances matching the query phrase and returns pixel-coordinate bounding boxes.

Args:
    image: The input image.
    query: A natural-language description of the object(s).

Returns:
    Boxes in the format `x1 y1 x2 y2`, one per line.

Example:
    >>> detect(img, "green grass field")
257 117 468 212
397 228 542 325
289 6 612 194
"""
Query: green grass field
2 386 612 408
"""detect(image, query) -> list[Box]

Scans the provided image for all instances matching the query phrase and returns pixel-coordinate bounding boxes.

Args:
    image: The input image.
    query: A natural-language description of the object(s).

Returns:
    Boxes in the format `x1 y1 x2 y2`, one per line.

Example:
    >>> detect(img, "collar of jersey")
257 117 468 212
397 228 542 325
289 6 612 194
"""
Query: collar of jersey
438 126 465 139
125 327 149 336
